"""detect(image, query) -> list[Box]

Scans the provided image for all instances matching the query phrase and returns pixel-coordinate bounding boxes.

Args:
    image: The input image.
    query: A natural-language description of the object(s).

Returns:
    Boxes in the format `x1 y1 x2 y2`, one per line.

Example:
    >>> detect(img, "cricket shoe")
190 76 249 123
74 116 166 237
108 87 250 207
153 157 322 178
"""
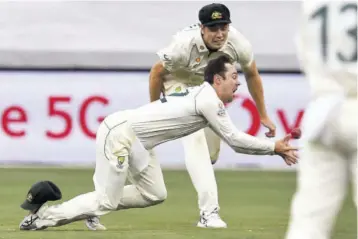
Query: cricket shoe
19 214 47 231
197 208 227 228
85 216 107 231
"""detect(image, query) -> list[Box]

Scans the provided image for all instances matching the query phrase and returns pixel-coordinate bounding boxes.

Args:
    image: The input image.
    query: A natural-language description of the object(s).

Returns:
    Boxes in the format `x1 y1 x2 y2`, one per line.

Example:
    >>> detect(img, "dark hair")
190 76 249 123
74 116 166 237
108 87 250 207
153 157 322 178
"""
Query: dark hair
204 55 233 84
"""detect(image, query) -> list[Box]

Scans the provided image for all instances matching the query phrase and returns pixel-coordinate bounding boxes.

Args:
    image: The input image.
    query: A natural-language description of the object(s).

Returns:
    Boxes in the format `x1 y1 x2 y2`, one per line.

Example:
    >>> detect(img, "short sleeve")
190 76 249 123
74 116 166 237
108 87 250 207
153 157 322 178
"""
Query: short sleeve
156 36 188 72
229 27 254 69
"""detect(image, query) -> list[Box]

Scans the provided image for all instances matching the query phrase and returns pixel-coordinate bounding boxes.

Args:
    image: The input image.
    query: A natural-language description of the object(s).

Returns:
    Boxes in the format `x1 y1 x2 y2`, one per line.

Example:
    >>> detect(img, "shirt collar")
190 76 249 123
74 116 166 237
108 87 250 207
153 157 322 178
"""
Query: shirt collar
194 29 209 53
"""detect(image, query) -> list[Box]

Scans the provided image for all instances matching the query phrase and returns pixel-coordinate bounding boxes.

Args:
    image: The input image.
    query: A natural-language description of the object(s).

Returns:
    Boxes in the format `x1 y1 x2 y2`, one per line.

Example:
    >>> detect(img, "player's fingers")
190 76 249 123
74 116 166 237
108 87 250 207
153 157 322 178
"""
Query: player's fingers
283 133 292 143
281 151 298 163
278 154 294 166
265 127 276 138
289 156 298 164
284 158 292 166
284 146 299 151
293 150 299 158
285 153 299 164
265 131 275 138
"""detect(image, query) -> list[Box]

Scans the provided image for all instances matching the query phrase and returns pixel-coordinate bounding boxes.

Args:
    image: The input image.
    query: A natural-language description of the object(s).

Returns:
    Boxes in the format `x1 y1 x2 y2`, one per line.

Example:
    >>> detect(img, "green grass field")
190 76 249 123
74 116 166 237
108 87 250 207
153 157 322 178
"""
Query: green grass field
0 168 355 239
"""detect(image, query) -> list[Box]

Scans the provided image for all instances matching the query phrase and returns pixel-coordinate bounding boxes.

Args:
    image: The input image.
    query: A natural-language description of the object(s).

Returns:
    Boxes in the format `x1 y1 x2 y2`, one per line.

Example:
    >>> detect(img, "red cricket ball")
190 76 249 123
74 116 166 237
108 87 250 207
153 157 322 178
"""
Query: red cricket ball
291 128 302 139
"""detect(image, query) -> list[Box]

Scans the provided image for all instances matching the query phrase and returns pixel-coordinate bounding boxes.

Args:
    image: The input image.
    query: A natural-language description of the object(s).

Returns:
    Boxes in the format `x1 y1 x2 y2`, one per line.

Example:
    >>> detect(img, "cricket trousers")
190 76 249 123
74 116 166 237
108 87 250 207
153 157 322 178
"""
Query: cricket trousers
164 81 221 214
285 96 357 239
35 117 167 228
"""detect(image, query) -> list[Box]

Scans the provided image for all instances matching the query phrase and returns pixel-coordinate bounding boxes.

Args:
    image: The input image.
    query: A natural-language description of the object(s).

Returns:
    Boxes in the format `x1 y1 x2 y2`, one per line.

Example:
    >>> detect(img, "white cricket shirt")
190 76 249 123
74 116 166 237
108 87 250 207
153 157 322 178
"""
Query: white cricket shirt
157 24 254 94
297 1 357 98
104 82 275 155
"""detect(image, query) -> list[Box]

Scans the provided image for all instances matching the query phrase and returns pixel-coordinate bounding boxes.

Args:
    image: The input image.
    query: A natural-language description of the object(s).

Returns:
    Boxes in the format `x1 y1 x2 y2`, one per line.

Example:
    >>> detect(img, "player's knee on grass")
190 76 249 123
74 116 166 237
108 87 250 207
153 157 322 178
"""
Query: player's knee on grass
149 186 168 204
100 194 122 211
141 183 167 205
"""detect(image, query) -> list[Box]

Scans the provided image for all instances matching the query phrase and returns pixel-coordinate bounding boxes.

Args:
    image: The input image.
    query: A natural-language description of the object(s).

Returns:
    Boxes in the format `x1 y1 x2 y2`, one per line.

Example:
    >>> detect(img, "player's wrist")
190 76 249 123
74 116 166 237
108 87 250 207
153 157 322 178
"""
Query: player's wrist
273 141 281 155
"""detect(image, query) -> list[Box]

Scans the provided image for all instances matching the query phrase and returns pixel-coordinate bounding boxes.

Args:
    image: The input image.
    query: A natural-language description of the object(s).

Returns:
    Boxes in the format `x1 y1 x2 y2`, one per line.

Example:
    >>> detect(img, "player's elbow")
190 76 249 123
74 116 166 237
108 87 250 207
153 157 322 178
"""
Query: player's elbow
149 61 168 102
150 61 166 82
243 61 260 80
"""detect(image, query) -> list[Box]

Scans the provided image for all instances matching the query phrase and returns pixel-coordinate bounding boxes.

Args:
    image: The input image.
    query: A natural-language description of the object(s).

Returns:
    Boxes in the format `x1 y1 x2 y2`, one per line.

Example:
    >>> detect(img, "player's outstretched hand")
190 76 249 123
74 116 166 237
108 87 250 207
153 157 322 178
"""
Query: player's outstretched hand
274 134 299 166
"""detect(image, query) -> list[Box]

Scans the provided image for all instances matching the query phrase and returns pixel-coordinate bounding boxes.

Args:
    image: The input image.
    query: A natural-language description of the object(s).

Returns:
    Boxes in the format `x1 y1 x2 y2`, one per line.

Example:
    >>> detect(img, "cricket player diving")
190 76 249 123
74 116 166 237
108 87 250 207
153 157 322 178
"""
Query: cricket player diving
285 1 357 239
19 55 298 231
149 3 277 228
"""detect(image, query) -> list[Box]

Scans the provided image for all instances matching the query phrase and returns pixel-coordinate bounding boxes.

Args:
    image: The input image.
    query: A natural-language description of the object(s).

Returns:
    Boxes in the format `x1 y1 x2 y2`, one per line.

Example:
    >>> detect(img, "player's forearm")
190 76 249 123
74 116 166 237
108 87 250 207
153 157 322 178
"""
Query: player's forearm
246 75 267 118
149 77 163 102
201 100 274 155
223 129 275 155
244 63 268 119
149 62 166 102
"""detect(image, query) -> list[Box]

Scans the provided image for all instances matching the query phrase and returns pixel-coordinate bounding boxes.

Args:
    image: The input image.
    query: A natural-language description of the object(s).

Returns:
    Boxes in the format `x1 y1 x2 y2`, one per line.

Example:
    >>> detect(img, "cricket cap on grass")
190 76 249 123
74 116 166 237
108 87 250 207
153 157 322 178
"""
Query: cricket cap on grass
199 3 231 26
21 181 62 211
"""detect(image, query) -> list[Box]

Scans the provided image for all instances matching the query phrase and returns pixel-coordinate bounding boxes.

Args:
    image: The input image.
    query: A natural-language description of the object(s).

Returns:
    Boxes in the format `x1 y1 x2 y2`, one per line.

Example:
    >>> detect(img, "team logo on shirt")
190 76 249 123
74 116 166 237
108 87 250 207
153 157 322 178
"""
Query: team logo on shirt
116 156 126 169
175 86 182 92
211 11 223 20
217 102 226 116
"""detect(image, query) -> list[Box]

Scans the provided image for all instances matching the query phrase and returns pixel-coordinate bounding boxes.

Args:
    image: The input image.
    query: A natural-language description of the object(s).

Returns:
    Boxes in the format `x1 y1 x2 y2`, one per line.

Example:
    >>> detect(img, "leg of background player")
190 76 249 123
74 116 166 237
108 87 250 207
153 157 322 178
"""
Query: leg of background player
181 129 226 228
204 127 221 164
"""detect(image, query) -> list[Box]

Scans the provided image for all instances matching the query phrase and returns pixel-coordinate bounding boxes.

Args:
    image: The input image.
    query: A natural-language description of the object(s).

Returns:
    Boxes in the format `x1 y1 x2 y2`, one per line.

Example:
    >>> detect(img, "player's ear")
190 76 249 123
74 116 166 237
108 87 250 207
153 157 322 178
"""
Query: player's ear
200 24 205 35
213 74 222 85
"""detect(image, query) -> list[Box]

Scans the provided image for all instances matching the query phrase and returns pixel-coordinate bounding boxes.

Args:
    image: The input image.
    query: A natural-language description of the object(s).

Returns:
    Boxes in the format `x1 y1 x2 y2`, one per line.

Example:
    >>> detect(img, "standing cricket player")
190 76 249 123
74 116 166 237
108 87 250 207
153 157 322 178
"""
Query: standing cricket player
19 55 298 231
149 3 277 228
285 1 357 239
